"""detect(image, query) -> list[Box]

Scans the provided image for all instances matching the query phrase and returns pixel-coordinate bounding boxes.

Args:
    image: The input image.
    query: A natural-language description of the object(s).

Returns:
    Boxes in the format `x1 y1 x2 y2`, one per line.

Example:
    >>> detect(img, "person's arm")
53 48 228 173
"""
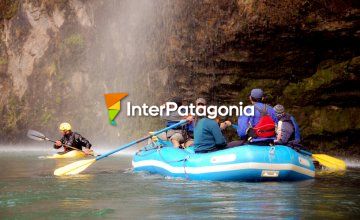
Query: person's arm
209 120 227 146
275 121 283 144
76 133 92 149
268 106 278 123
237 116 249 139
291 116 301 143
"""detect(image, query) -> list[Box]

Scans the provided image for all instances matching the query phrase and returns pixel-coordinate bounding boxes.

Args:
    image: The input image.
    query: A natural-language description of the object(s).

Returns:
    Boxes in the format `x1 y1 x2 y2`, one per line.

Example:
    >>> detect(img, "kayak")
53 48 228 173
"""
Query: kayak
47 150 87 159
132 140 315 181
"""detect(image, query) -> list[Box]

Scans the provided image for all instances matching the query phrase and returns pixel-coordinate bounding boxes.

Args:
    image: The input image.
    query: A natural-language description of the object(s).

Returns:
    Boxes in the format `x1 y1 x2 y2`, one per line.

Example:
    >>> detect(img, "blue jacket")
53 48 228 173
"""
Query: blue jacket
194 118 227 153
290 116 301 143
237 102 278 139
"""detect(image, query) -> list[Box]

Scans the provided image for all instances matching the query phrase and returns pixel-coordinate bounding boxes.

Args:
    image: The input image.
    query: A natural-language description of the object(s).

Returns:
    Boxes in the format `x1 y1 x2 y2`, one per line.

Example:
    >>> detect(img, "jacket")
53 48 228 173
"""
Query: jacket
275 114 301 144
194 117 227 153
54 132 92 151
237 102 278 139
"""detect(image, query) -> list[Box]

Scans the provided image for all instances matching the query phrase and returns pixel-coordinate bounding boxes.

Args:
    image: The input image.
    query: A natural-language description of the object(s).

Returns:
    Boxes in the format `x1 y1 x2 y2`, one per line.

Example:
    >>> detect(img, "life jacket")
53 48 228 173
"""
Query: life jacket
61 132 91 151
278 114 302 144
252 105 276 138
279 114 295 141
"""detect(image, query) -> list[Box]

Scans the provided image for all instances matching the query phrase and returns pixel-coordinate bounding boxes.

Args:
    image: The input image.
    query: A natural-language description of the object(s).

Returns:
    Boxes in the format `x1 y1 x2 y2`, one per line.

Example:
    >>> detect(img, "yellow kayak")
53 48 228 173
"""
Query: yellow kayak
47 150 87 159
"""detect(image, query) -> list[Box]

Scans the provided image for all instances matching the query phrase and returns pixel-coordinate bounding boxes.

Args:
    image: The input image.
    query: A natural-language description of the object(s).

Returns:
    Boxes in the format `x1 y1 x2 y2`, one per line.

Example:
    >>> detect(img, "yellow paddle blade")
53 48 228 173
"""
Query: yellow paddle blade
312 154 346 171
54 159 96 176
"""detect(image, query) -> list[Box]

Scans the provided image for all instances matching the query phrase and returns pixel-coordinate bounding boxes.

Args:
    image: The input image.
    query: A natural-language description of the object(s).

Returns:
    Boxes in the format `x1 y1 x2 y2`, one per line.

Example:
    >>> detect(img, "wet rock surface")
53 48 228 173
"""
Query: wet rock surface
163 0 360 155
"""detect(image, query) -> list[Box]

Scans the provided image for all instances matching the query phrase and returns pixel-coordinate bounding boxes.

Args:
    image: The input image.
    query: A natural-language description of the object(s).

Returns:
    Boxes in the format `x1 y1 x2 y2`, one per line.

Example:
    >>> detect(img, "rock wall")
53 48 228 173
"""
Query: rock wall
0 0 359 154
0 0 165 144
1 0 95 142
162 0 360 155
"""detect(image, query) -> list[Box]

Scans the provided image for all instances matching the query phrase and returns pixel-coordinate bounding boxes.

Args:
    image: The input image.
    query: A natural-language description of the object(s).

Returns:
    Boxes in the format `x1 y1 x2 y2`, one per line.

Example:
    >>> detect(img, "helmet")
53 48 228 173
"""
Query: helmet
59 122 72 131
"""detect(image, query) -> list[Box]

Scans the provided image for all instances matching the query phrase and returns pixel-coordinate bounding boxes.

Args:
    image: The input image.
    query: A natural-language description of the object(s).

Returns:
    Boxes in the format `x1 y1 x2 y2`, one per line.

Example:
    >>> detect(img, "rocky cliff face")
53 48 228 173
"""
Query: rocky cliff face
0 0 359 154
0 0 165 144
161 0 360 155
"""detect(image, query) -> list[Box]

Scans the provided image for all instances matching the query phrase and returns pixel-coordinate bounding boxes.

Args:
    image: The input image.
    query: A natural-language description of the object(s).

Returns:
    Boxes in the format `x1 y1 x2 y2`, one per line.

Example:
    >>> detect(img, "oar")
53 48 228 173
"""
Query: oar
298 149 346 171
27 130 86 153
228 127 346 170
53 119 188 176
290 143 346 170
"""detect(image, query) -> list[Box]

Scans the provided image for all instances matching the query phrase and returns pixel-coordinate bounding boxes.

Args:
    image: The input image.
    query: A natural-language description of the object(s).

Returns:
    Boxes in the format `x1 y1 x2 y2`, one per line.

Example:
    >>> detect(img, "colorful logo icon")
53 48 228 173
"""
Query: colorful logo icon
104 93 128 126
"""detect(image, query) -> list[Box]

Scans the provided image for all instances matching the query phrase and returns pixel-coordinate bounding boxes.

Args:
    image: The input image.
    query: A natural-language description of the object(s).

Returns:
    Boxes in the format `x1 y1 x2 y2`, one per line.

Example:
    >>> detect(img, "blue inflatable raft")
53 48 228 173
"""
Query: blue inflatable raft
132 140 315 181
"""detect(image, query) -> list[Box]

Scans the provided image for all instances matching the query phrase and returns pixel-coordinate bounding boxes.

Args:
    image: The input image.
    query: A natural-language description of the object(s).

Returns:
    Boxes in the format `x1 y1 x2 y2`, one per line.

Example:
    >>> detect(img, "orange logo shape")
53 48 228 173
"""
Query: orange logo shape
104 93 128 126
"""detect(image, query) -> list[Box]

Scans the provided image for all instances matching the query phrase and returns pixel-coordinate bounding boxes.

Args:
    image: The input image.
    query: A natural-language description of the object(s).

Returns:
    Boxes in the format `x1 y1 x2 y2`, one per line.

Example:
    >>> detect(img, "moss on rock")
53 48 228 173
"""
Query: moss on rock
283 57 358 105
63 33 85 47
291 106 360 137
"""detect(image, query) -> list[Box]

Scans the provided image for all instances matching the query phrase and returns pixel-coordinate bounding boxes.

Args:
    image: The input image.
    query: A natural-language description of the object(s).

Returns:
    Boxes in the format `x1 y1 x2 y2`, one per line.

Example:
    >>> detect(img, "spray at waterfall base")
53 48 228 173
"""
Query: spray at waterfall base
126 102 254 119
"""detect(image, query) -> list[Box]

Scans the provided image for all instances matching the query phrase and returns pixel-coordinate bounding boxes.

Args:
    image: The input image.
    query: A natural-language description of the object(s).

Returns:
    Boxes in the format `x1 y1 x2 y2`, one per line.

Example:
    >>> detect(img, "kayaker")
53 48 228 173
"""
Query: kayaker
54 122 92 154
236 88 278 143
273 104 301 145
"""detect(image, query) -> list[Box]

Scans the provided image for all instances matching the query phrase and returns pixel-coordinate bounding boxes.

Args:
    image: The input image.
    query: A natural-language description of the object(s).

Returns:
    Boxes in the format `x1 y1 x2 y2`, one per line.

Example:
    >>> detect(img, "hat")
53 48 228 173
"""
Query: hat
195 97 206 105
250 88 264 99
274 104 285 115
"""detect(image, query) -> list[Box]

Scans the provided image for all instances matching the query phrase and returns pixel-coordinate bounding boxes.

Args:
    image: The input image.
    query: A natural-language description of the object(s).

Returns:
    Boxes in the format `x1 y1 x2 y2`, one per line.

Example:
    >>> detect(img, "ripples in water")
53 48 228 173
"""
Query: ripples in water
0 151 359 219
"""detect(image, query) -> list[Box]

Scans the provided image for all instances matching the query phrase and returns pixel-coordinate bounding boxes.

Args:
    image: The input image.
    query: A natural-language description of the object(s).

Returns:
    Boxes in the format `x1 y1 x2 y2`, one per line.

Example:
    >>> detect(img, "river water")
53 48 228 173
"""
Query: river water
1 150 360 219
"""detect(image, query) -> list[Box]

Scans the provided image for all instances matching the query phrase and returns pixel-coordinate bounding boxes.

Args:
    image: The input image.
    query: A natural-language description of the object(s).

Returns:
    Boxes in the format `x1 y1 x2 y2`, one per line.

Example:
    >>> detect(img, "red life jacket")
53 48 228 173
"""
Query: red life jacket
252 105 275 138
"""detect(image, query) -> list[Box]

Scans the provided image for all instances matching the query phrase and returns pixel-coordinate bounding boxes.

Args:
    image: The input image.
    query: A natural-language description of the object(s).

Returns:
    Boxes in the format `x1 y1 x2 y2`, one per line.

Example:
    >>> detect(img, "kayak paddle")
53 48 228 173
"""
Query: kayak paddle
27 129 88 154
53 119 188 176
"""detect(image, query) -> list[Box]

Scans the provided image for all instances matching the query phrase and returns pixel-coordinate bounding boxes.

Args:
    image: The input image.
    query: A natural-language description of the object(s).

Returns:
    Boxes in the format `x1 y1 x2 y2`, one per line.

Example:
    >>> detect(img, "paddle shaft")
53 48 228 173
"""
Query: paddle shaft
96 120 188 160
287 143 313 156
43 136 81 152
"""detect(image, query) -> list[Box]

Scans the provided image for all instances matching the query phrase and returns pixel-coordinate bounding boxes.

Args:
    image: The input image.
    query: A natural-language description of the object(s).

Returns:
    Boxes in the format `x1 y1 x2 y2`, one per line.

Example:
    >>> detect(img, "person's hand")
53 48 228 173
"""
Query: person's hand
83 148 93 156
220 121 232 130
224 120 232 127
185 115 194 122
55 141 62 147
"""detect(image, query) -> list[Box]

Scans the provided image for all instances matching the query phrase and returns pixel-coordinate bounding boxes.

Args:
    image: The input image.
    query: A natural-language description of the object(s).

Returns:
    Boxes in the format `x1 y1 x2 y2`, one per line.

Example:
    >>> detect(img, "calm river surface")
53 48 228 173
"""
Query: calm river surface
1 150 360 219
